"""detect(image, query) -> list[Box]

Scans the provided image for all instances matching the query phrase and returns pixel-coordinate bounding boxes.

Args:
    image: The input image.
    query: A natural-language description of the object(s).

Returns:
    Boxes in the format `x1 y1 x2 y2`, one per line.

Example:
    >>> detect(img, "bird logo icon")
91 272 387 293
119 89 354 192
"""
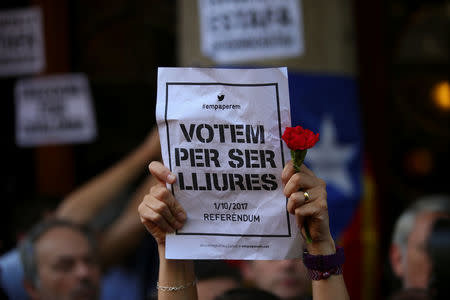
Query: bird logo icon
217 94 225 101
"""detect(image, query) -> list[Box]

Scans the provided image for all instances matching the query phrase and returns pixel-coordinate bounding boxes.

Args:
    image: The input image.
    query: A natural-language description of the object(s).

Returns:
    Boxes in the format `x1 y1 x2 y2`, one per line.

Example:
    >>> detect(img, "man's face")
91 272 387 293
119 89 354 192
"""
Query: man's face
402 212 442 289
32 227 101 300
243 259 310 299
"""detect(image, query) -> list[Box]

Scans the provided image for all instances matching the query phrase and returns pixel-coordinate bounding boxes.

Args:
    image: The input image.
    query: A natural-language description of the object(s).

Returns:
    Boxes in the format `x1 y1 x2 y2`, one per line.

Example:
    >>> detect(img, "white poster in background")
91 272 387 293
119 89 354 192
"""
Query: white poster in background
0 6 45 77
156 67 302 260
198 0 304 63
15 74 97 147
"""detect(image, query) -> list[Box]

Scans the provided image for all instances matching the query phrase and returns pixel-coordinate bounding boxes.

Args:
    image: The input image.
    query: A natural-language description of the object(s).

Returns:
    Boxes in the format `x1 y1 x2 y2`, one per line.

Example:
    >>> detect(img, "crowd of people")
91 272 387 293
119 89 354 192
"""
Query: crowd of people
1 127 162 299
0 126 449 300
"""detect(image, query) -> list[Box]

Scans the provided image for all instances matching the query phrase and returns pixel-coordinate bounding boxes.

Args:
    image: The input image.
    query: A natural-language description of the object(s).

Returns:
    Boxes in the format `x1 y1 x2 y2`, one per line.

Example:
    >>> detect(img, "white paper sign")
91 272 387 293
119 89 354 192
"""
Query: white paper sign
0 7 45 77
198 0 304 63
15 74 97 147
156 67 302 260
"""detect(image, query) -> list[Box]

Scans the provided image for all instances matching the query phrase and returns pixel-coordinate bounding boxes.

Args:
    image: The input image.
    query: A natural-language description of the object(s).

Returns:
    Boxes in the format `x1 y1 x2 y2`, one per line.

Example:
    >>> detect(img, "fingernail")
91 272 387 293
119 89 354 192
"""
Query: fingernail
174 221 183 229
177 212 186 221
167 173 176 183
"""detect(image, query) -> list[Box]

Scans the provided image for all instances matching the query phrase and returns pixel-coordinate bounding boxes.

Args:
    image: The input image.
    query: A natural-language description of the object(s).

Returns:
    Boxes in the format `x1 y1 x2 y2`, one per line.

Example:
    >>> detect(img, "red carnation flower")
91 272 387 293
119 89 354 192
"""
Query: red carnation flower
282 126 319 150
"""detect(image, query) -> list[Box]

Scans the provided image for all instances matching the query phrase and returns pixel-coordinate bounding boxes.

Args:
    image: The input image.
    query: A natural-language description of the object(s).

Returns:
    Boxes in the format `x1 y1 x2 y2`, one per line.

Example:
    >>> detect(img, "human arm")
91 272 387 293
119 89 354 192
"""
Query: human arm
138 161 197 300
56 126 161 224
282 160 350 300
97 175 155 268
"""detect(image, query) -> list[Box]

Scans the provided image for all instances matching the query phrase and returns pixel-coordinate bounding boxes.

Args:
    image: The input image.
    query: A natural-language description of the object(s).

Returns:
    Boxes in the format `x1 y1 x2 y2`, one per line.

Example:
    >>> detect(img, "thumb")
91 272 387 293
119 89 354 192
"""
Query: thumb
149 161 176 185
149 163 186 223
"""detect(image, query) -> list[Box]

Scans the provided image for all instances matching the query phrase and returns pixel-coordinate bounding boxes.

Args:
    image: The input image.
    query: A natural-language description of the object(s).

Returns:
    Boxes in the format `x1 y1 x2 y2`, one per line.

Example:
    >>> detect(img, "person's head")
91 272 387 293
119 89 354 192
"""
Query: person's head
389 194 450 289
241 259 310 300
19 218 101 300
195 260 242 300
426 217 450 300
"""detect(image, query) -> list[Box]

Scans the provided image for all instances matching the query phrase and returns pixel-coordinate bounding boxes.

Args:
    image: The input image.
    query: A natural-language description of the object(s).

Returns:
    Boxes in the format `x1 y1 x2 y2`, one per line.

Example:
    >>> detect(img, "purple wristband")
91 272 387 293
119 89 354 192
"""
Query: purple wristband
303 246 345 272
307 265 343 280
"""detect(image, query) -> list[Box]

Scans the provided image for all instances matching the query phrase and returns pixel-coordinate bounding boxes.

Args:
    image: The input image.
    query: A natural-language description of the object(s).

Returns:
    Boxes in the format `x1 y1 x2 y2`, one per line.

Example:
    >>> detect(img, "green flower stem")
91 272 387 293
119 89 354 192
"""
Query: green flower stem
290 149 307 172
290 149 312 243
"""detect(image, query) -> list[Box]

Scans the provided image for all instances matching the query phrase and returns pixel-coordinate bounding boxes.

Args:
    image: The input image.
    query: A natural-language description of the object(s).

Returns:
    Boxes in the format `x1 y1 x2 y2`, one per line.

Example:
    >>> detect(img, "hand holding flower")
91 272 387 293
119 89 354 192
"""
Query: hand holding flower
282 125 320 243
282 161 335 254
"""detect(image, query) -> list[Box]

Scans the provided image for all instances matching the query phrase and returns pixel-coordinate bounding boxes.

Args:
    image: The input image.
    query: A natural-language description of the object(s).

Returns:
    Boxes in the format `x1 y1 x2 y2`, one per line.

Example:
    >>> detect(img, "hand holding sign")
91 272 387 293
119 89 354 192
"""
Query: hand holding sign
138 161 187 246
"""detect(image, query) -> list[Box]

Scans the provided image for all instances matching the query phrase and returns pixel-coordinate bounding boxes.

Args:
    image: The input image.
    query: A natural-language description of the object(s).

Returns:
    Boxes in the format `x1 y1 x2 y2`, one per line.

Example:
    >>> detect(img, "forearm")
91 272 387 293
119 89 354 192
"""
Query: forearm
312 275 349 300
56 137 159 224
98 176 154 267
139 160 196 299
157 245 198 300
307 237 349 300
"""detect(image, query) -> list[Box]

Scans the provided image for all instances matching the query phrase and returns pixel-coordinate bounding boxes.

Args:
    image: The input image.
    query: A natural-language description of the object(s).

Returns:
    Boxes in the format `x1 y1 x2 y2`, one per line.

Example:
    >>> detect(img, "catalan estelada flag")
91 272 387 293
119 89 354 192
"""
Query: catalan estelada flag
289 71 380 300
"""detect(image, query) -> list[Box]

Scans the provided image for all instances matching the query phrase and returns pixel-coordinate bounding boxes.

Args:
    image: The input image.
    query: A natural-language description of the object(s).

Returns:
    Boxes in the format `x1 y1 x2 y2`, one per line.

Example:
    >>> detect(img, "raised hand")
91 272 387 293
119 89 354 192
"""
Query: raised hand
138 161 186 245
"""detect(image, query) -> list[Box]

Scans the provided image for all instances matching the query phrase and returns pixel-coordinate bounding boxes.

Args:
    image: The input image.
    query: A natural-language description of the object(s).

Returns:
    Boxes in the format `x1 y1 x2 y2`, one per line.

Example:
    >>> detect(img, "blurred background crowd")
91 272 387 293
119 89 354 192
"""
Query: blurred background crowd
0 0 448 299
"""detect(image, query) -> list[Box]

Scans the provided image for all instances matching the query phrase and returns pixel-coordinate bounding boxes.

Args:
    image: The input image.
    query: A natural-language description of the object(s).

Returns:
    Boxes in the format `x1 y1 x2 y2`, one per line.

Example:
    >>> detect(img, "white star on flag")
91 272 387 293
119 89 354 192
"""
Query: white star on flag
305 116 356 196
